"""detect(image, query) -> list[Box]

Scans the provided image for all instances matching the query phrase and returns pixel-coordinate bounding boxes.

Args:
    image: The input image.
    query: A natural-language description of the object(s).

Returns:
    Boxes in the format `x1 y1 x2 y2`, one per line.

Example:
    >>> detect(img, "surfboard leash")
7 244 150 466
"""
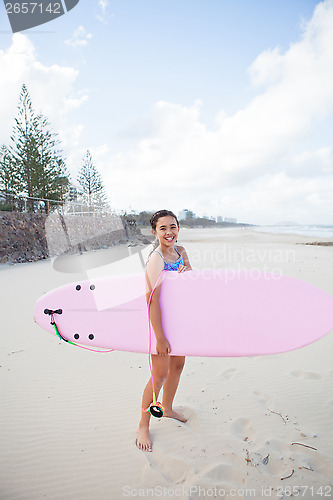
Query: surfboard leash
143 269 166 419
44 309 114 353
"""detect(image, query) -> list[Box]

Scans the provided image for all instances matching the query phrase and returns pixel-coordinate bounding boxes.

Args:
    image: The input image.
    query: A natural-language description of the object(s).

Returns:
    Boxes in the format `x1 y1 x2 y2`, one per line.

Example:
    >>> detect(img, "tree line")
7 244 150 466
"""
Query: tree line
0 84 108 213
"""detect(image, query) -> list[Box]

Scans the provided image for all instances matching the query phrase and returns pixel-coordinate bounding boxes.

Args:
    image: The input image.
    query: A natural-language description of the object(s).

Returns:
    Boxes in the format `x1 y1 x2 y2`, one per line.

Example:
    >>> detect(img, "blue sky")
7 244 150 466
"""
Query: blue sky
1 0 332 224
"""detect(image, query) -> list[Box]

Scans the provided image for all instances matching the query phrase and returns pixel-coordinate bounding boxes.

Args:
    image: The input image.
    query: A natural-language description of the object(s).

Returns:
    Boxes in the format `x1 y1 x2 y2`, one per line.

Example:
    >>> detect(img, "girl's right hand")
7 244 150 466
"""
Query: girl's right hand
156 337 171 356
177 264 190 273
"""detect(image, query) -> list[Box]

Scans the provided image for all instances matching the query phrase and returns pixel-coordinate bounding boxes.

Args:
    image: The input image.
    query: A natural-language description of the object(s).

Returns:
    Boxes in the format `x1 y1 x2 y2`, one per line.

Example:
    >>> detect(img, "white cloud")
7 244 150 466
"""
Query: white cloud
65 26 92 48
0 33 87 171
100 0 333 224
291 148 332 177
96 0 112 24
98 0 108 13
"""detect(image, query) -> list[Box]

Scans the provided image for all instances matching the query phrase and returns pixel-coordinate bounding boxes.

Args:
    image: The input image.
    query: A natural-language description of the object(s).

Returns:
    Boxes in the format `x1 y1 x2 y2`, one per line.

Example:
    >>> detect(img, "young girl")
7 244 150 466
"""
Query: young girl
136 209 192 452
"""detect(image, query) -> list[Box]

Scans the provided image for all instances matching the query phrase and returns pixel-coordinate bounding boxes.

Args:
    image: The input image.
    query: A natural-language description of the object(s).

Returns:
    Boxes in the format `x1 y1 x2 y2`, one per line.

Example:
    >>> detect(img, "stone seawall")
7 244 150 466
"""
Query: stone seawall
0 212 149 264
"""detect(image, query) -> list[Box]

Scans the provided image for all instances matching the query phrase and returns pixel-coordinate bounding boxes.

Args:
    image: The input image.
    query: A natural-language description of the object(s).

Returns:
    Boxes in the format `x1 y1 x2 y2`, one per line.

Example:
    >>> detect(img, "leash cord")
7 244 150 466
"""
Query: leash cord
146 269 166 405
49 312 114 353
47 269 165 359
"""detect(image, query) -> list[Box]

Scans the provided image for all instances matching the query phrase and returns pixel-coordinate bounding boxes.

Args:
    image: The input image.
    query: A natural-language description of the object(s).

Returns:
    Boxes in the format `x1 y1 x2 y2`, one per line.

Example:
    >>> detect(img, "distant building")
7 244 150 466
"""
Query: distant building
178 209 189 221
224 217 237 223
179 209 195 220
216 216 223 223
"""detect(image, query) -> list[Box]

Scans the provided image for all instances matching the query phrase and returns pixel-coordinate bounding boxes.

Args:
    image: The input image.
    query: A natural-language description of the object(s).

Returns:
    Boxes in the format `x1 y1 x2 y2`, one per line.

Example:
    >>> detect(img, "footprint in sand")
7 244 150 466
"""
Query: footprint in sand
220 367 238 380
289 370 323 380
141 449 194 485
179 407 200 434
201 462 240 483
252 390 273 410
230 417 257 441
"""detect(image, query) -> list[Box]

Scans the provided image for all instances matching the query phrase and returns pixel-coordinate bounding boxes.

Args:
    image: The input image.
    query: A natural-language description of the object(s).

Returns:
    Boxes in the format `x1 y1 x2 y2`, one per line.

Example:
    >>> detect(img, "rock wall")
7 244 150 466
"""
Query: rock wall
0 212 149 264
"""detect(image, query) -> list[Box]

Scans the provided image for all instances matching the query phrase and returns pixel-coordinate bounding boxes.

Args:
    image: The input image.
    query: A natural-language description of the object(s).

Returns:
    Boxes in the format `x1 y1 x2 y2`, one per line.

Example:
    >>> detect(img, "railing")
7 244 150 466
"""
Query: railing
0 191 115 217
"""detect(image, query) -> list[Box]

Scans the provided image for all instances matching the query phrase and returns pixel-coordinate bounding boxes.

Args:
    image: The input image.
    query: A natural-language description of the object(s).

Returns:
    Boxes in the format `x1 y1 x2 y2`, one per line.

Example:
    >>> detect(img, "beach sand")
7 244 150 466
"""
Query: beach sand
1 228 333 499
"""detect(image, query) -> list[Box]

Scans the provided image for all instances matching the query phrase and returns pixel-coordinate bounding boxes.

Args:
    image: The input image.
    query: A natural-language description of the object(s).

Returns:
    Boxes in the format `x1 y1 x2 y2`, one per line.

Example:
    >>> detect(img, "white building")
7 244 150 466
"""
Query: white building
178 209 189 220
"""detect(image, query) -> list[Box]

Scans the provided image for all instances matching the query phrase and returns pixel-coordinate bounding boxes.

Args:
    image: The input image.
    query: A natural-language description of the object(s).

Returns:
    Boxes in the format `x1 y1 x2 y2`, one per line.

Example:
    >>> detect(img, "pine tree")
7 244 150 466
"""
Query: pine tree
8 84 70 212
33 114 69 205
77 150 107 207
0 145 22 195
9 85 38 208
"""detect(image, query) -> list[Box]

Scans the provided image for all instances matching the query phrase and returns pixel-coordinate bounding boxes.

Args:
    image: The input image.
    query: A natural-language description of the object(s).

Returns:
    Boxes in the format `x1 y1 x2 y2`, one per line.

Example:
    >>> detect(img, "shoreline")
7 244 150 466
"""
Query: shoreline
141 224 333 243
1 226 332 270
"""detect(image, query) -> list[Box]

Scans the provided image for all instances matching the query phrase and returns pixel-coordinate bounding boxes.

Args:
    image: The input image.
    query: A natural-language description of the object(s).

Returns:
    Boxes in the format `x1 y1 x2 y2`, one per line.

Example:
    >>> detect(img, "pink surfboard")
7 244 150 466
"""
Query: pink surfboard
33 270 333 357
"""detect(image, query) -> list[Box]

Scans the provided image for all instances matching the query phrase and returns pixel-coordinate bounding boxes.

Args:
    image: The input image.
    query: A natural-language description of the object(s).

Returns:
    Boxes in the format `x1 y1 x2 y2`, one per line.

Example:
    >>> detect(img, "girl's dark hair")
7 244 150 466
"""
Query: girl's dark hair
150 209 179 231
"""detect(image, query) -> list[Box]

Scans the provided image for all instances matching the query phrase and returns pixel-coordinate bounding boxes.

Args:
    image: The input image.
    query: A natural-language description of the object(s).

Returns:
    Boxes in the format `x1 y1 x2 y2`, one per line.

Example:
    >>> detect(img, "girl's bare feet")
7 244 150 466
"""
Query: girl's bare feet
163 408 187 422
136 424 152 452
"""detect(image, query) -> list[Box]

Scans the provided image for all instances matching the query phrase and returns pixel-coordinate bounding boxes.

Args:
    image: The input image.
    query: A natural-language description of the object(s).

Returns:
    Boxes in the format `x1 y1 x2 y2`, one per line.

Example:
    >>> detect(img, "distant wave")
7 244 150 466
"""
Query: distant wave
255 225 333 238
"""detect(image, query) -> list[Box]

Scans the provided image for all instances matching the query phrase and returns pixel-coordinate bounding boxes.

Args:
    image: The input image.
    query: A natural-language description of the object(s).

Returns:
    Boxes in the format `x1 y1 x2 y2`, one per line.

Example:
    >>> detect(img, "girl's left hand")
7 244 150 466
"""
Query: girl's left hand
177 265 190 273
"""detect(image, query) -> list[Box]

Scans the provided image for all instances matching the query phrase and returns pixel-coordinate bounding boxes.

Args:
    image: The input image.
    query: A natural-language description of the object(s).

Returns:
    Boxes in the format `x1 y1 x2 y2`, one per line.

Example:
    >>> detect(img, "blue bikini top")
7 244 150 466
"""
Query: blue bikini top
154 247 184 271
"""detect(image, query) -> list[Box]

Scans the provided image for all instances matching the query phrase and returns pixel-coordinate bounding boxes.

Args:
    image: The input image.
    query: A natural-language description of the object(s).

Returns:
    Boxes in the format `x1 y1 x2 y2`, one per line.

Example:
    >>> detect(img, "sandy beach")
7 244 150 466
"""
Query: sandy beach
1 227 333 500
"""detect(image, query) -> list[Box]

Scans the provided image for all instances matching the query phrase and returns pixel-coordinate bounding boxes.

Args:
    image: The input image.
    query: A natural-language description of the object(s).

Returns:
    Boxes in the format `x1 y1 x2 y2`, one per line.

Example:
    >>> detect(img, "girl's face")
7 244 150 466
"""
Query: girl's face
153 215 179 247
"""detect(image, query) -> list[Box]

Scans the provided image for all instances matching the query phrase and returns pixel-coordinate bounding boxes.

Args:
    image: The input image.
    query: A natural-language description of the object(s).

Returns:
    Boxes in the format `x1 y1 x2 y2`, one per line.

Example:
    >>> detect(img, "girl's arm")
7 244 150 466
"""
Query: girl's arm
176 245 192 271
145 253 171 355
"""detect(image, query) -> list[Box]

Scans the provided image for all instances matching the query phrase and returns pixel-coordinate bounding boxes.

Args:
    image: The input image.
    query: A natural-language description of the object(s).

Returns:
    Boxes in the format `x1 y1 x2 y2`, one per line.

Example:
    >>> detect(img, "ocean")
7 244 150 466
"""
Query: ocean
255 225 333 238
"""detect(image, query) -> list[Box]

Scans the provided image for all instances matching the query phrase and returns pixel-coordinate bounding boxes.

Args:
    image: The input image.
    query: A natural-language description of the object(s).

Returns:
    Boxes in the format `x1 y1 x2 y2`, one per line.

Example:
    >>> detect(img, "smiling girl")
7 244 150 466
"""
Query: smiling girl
136 209 192 452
